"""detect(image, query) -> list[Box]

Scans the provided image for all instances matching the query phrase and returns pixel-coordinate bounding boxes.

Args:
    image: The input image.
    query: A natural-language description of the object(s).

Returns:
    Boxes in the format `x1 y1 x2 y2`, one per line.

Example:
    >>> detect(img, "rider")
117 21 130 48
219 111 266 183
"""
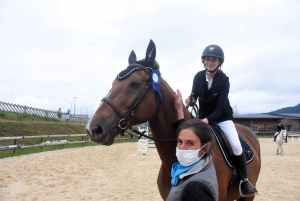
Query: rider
274 120 285 142
185 44 258 197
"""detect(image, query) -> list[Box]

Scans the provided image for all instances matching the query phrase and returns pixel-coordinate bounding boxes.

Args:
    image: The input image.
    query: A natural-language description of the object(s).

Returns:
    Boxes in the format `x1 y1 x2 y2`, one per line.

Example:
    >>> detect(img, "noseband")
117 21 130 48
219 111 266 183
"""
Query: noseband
102 64 152 130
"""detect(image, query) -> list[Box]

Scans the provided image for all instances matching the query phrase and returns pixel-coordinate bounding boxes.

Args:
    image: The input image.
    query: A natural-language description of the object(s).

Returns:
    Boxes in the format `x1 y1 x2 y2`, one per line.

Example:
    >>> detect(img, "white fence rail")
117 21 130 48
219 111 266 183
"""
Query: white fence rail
287 132 300 142
0 133 131 152
0 134 89 151
0 101 89 123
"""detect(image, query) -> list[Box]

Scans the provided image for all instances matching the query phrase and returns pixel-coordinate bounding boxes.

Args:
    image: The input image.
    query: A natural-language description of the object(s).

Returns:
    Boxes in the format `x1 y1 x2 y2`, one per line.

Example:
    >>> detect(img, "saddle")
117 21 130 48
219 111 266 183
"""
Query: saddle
209 123 254 169
209 123 255 196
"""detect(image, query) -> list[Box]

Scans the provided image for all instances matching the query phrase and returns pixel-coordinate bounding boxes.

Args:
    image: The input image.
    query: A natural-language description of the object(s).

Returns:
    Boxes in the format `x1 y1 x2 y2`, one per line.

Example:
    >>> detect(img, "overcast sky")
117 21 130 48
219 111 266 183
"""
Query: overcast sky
1 0 299 116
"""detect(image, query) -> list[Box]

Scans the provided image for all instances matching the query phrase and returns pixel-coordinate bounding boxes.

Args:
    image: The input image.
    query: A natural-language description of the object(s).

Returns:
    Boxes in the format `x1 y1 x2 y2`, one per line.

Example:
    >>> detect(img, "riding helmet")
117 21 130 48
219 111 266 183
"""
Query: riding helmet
201 44 225 67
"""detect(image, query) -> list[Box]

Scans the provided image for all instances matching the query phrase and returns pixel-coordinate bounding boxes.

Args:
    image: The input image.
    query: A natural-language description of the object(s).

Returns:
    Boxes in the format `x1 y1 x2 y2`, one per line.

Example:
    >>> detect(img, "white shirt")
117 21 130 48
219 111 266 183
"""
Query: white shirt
206 74 213 90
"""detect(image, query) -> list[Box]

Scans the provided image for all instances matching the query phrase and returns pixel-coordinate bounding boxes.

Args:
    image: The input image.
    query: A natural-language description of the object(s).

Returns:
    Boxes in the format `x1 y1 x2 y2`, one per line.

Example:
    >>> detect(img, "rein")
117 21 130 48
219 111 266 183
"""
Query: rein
186 93 199 119
127 126 177 142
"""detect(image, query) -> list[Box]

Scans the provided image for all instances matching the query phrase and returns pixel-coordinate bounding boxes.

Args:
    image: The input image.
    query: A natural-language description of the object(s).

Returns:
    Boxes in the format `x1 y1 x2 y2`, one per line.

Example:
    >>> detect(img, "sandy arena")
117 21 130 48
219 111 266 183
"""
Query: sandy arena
0 138 299 201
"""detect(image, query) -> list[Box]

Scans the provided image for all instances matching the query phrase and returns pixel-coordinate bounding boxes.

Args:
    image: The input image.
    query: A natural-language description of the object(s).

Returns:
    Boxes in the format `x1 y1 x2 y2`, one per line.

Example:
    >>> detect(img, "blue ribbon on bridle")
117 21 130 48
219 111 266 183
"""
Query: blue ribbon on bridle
151 70 162 100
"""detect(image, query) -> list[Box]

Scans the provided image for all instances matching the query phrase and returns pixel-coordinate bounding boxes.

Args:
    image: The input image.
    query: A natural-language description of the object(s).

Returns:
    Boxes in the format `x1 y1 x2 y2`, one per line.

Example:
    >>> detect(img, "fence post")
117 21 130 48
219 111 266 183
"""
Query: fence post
13 139 17 154
40 138 43 150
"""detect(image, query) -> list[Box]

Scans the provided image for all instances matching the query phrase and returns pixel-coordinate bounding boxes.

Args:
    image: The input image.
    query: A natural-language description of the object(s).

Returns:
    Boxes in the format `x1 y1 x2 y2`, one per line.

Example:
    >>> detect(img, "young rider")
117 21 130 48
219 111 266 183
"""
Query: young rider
274 120 285 142
185 44 258 197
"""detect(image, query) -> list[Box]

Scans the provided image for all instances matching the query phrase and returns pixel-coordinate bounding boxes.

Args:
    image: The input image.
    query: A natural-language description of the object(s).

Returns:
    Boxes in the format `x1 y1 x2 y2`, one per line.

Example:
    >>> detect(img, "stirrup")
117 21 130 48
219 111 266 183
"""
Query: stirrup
239 178 258 197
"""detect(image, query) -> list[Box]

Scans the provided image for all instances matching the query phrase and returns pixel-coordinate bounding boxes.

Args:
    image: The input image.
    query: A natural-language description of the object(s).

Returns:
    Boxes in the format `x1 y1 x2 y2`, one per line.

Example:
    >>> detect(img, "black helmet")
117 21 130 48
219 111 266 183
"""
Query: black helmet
201 45 224 71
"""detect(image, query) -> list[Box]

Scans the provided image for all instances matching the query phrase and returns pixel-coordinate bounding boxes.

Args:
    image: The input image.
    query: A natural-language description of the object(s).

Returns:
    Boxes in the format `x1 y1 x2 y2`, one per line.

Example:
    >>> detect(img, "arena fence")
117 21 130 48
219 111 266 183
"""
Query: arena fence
0 133 131 153
0 101 89 123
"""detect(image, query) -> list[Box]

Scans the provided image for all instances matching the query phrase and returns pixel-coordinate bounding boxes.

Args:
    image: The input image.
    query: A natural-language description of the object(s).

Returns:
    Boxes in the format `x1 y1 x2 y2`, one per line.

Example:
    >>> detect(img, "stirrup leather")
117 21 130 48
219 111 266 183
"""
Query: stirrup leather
239 178 258 197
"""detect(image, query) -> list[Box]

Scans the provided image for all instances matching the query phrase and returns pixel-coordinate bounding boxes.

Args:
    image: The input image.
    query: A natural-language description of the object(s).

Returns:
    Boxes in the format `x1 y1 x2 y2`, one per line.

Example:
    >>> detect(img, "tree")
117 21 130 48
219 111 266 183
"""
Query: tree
232 104 239 114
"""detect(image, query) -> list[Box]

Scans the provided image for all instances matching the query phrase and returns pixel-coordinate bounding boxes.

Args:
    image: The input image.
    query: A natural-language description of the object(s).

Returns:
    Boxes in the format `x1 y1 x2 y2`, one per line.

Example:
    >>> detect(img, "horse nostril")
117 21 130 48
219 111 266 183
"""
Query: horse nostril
92 124 103 137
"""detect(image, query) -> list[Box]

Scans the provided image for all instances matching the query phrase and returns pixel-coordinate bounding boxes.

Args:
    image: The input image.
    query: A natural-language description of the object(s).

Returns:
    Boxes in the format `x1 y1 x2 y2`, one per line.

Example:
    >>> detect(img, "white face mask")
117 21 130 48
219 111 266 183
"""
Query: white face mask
176 143 207 167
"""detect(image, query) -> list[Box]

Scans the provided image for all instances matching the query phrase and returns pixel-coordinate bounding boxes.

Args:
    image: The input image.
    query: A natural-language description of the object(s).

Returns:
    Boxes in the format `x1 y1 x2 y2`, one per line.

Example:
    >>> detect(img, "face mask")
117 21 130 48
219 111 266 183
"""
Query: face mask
176 143 207 167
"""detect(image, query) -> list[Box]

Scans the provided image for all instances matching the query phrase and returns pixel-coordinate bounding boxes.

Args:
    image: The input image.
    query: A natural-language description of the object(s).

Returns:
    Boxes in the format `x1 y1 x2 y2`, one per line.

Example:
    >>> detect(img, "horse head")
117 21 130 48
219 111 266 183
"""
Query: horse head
280 129 287 138
86 40 163 145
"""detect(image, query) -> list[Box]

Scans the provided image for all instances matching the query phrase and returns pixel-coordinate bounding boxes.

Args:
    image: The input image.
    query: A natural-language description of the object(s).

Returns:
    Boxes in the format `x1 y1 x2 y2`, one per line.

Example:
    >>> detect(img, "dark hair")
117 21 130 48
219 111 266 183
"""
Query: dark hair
176 119 215 159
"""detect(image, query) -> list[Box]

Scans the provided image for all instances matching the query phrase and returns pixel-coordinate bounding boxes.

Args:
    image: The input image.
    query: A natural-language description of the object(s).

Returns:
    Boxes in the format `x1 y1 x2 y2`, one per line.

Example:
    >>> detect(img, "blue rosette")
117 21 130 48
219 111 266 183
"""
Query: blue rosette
151 70 162 100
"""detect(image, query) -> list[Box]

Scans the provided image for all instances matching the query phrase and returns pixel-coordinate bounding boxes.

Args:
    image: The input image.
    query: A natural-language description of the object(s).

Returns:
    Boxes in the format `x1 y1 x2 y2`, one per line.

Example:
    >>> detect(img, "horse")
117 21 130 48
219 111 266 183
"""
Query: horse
85 40 261 201
276 129 287 156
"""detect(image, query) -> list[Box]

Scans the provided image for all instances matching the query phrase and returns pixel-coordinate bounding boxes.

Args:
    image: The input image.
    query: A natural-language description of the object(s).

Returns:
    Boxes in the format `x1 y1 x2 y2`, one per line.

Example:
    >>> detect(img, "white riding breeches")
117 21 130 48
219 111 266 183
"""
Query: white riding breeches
274 132 279 136
217 120 243 156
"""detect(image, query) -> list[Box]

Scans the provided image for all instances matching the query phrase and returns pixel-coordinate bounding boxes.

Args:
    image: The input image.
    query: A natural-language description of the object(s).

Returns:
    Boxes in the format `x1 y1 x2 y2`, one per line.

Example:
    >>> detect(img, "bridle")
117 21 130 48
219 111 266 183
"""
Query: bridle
101 63 152 130
101 63 178 142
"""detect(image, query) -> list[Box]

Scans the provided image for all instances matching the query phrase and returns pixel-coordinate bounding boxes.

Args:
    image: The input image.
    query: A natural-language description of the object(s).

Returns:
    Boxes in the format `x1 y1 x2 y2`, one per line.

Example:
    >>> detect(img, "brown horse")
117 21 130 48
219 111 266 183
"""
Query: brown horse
86 40 261 201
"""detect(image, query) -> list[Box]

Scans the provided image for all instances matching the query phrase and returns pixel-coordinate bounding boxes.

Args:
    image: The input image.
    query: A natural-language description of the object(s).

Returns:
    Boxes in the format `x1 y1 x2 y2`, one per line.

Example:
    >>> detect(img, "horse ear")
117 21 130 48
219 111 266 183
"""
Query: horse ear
145 39 156 66
128 50 137 64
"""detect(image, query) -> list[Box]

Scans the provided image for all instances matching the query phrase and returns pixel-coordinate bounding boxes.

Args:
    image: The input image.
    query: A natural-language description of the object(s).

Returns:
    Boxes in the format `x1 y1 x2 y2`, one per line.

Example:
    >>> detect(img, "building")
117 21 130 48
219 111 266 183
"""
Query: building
233 113 300 136
269 113 300 132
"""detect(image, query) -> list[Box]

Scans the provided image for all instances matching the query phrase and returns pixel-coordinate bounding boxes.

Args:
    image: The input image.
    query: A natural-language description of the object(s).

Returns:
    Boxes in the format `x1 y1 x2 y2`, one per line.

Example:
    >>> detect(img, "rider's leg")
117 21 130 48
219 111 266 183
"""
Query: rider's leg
274 132 278 142
233 154 258 196
217 120 258 196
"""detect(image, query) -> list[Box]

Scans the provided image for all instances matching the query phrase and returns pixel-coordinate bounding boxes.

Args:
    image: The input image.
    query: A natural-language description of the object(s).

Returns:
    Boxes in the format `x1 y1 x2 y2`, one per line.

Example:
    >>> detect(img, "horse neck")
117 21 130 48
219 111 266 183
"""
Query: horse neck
148 78 191 167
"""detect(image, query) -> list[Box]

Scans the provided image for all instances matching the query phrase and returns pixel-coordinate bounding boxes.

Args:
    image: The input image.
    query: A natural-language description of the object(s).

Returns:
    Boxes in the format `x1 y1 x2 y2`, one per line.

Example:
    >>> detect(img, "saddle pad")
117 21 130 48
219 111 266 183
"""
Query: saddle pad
211 126 254 168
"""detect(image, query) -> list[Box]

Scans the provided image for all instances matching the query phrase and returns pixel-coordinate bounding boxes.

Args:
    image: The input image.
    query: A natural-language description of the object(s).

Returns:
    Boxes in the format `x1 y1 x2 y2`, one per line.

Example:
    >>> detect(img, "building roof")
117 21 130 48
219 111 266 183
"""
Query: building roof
271 113 300 118
233 114 282 119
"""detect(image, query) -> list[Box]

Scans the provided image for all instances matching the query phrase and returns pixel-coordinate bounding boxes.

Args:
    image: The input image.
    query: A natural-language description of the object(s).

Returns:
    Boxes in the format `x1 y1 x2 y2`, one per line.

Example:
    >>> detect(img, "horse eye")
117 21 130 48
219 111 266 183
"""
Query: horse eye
129 81 142 89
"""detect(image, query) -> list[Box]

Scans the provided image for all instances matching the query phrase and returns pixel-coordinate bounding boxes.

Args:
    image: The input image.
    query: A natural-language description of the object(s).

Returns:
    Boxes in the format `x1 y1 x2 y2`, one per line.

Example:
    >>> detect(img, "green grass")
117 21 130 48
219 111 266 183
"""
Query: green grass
0 110 139 159
0 110 60 122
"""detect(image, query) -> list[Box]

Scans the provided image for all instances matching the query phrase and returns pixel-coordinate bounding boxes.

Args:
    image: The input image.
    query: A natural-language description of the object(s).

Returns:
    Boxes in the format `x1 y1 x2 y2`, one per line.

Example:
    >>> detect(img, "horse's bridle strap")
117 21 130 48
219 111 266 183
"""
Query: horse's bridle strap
102 97 124 118
128 63 152 75
101 64 153 129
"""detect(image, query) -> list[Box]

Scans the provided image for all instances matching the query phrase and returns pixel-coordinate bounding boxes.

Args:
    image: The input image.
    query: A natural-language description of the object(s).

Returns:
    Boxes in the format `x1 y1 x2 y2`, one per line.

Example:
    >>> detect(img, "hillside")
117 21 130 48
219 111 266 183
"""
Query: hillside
0 111 86 137
269 103 300 113
0 110 138 160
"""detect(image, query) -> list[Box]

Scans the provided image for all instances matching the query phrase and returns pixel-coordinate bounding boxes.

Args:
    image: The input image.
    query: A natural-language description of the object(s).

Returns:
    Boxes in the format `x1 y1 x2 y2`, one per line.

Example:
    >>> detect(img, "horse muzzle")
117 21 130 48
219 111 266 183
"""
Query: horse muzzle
85 123 119 146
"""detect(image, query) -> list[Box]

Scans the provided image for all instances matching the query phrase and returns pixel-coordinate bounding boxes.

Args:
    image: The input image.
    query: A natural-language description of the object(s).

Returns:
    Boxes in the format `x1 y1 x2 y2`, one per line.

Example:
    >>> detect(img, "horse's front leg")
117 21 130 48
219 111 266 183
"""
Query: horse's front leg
157 165 172 200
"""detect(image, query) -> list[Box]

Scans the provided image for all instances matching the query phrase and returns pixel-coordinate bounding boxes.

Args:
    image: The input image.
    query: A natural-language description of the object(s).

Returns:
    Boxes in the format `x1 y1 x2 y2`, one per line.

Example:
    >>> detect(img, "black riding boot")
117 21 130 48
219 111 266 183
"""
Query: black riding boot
285 135 288 143
274 135 277 142
233 153 258 197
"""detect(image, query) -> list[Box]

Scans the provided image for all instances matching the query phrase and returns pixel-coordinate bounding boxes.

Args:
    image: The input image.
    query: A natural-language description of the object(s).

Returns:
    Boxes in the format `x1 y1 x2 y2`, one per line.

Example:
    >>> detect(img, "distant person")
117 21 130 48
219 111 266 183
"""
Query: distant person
57 108 62 120
66 108 71 122
274 120 285 142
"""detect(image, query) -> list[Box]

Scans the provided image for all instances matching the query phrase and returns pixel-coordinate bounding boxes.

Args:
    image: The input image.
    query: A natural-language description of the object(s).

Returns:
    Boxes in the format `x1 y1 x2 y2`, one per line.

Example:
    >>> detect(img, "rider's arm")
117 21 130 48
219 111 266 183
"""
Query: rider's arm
191 73 199 104
206 78 230 123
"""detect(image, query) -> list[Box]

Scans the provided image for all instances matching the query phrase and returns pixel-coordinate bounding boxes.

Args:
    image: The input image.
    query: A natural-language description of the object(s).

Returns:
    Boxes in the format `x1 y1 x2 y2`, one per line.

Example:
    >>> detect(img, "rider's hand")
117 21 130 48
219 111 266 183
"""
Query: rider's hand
174 89 184 120
185 96 195 106
201 118 209 124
